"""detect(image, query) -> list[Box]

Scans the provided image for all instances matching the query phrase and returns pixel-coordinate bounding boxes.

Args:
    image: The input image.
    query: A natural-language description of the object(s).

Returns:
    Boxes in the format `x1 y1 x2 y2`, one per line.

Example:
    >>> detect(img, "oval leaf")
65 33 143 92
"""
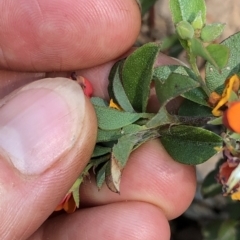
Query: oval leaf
96 162 108 189
94 105 149 130
206 44 229 69
108 61 135 112
178 99 212 117
154 72 200 106
97 124 146 143
190 38 229 69
191 11 204 30
153 65 208 106
205 31 240 93
92 146 111 158
169 0 206 24
146 108 178 128
201 23 225 42
91 97 108 107
153 65 197 81
122 42 161 112
160 125 222 165
112 135 137 169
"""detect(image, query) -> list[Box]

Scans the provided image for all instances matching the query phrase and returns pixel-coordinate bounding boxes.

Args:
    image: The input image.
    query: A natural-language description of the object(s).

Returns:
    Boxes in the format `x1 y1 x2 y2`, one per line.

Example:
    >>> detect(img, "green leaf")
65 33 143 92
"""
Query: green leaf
178 99 212 117
92 146 111 158
91 97 108 107
139 0 158 15
224 202 240 220
151 73 201 128
161 34 179 52
218 220 239 240
108 61 135 112
169 0 206 24
190 38 229 69
69 177 83 208
206 44 229 69
122 42 161 112
111 129 160 170
153 65 196 81
108 60 124 101
153 65 208 106
97 128 122 142
159 125 222 165
90 154 110 168
206 32 240 93
94 105 151 130
97 124 146 142
182 87 209 106
201 169 222 198
96 162 108 189
207 116 223 125
112 134 138 169
202 221 223 240
191 11 204 30
154 72 200 106
120 124 147 135
201 23 225 42
146 107 178 128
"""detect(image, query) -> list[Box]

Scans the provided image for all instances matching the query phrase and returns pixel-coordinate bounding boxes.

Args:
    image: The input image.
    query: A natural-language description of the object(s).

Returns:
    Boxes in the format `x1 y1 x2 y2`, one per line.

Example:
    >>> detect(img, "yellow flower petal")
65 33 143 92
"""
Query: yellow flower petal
109 99 122 111
212 75 240 116
231 191 240 200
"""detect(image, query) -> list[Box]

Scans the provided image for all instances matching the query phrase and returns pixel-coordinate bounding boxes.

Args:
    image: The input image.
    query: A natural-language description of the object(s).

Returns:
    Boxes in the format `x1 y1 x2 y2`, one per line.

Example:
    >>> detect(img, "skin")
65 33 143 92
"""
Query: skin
0 0 196 239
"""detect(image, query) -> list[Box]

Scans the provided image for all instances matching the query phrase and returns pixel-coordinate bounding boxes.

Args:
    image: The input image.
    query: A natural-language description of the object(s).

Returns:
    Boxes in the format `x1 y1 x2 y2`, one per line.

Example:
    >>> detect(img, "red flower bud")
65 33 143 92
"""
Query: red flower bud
70 73 93 98
78 76 93 98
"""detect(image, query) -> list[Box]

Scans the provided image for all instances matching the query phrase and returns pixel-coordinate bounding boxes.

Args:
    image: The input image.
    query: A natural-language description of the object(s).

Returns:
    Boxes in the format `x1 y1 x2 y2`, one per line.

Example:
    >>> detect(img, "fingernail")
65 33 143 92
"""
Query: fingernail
0 78 85 175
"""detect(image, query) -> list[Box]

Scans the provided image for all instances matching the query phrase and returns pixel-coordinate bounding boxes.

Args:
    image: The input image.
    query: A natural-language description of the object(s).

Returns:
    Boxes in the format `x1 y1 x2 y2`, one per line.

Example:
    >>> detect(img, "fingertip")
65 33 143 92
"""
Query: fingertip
0 0 141 71
0 78 97 238
30 202 171 240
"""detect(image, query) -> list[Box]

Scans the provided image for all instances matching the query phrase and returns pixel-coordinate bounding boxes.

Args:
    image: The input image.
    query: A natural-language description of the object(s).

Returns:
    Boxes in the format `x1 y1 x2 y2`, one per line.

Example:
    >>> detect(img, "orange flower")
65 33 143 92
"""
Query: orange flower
223 101 240 133
208 91 221 107
55 193 77 213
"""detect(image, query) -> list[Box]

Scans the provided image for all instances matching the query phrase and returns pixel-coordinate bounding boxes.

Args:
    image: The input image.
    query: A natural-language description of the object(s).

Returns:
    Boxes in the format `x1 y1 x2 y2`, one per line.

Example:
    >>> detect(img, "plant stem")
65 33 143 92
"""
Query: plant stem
187 44 211 97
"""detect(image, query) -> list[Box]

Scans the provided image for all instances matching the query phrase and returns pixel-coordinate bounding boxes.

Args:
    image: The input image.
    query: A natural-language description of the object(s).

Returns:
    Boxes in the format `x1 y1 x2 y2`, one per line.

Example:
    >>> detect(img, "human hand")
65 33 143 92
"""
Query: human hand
0 0 196 239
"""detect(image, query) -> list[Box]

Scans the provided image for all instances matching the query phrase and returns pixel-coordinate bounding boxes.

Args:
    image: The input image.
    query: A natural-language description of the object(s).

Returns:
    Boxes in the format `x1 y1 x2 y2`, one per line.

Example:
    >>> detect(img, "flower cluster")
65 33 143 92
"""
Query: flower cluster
209 74 240 200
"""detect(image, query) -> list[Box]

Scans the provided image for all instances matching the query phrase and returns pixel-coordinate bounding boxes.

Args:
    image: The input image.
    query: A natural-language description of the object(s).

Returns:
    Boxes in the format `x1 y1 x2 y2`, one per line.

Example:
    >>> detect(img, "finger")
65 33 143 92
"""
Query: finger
0 78 97 239
0 0 141 71
0 70 74 99
29 202 170 240
0 52 178 99
80 140 196 220
0 70 46 98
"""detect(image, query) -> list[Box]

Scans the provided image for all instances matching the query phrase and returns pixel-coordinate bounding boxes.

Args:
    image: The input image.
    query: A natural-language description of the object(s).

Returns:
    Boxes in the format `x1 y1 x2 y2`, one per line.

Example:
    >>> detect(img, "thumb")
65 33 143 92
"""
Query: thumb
0 78 97 239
